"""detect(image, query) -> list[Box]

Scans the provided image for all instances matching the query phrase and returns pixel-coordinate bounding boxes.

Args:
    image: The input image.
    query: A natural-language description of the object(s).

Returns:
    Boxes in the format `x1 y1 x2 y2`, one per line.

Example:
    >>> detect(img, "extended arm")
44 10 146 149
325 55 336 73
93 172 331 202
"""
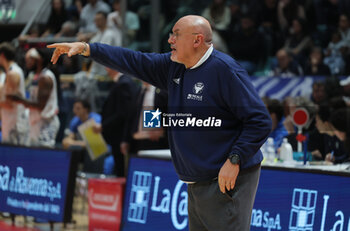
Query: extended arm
47 42 170 89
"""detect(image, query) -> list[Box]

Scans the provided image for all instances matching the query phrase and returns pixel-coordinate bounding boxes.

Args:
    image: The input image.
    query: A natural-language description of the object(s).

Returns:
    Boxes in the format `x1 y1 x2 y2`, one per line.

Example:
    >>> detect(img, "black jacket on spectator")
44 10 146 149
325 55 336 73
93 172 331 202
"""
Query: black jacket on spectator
129 87 169 153
101 74 140 176
304 62 331 76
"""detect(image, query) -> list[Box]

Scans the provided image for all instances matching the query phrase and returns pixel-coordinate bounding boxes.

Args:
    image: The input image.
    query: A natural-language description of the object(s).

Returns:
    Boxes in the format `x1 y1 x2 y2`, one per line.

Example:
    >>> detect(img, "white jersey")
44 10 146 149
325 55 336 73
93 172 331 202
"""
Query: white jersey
28 68 59 147
1 62 30 145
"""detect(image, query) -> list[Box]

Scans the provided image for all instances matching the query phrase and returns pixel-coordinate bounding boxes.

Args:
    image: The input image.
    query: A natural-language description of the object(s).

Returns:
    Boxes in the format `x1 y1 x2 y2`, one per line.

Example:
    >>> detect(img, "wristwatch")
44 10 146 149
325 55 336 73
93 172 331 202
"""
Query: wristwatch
228 154 240 165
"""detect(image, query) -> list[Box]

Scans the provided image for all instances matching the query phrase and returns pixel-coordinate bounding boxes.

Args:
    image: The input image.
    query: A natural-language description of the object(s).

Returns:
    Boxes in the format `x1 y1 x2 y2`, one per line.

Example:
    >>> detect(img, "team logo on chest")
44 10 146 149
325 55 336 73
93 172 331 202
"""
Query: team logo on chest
193 82 204 94
187 82 204 101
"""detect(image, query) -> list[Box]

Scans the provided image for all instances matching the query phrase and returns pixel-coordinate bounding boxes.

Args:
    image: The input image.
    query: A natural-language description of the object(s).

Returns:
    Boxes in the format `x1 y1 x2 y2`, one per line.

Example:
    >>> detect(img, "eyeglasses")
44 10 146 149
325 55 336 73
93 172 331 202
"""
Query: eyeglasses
169 32 200 39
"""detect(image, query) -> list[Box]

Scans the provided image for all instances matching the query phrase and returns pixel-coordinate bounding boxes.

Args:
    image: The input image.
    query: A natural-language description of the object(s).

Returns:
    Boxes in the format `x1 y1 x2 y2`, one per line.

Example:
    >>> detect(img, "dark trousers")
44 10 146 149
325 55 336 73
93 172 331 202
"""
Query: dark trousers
187 164 261 231
111 143 125 177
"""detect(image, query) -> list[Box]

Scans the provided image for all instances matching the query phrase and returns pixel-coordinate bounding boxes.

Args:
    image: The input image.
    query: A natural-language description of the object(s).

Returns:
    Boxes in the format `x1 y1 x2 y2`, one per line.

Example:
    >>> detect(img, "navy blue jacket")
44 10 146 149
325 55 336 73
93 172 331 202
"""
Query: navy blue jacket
90 43 272 182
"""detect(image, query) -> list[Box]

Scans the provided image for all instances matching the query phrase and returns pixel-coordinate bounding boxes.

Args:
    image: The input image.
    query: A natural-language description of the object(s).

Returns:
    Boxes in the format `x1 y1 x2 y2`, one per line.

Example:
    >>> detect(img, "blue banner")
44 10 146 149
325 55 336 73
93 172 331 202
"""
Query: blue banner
122 157 188 231
122 157 350 231
0 145 73 222
250 76 344 100
252 168 350 231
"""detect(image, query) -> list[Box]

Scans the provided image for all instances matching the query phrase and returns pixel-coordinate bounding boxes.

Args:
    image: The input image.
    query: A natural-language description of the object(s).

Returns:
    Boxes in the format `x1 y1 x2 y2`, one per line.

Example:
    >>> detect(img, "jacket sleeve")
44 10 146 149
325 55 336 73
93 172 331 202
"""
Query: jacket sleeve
89 43 169 90
223 67 272 166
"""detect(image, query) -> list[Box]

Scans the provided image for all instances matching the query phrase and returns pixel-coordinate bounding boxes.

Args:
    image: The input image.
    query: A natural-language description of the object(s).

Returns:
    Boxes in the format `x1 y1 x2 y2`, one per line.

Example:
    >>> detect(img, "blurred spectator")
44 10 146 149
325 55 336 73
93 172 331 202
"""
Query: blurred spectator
18 24 41 44
314 0 340 30
55 21 78 38
338 14 350 44
277 0 305 33
58 55 81 74
227 14 266 74
202 0 231 53
234 0 260 15
129 81 168 154
107 0 140 47
42 0 68 37
304 47 331 76
309 102 347 161
256 0 283 55
62 99 101 149
265 98 289 149
340 76 350 106
323 31 346 75
310 81 327 105
272 48 303 77
74 61 99 112
0 42 29 145
284 18 312 64
78 0 111 37
339 0 350 16
226 0 241 31
329 108 350 162
90 11 122 77
202 0 231 31
93 67 140 176
67 0 86 22
8 48 59 147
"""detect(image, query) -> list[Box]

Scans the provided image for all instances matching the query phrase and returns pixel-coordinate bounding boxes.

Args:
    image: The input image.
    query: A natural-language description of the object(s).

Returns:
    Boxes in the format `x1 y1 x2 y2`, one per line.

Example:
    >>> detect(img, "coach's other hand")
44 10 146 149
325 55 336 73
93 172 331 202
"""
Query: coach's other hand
47 42 90 64
218 159 240 193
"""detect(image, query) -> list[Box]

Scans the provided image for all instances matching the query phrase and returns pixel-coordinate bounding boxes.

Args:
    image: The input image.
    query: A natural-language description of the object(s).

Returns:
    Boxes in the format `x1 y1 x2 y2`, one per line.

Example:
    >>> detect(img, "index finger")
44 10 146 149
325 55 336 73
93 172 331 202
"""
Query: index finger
47 43 68 48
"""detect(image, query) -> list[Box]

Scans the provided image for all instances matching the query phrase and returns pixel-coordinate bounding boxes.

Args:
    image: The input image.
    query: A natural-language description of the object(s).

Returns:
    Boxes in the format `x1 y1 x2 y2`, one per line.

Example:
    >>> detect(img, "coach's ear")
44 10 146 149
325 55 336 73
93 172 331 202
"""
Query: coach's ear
193 34 204 48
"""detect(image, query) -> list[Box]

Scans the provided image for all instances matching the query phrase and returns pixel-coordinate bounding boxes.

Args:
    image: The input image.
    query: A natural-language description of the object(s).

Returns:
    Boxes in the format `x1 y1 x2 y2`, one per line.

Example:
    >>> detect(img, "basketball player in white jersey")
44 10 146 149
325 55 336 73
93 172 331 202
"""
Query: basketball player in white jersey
0 42 29 145
7 48 59 147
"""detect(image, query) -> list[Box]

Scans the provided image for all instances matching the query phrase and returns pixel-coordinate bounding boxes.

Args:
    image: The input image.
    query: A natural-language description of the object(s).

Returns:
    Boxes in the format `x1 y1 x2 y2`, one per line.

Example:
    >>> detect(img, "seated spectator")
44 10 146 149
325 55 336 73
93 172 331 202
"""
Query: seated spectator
202 0 231 31
257 0 283 56
90 11 122 77
283 18 312 65
329 108 350 163
41 0 68 37
310 81 328 105
338 14 350 45
265 98 289 150
310 102 347 162
107 0 140 47
227 14 266 74
339 76 350 106
62 99 101 149
54 21 78 38
304 47 331 76
272 48 303 77
67 0 85 23
201 0 231 53
78 0 111 40
324 31 346 75
277 0 305 33
314 0 339 31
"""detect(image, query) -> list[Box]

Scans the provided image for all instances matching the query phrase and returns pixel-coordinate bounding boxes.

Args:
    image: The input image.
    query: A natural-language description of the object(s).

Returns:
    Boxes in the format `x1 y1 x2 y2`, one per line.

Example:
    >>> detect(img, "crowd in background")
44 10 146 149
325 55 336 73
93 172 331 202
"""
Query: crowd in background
0 0 350 176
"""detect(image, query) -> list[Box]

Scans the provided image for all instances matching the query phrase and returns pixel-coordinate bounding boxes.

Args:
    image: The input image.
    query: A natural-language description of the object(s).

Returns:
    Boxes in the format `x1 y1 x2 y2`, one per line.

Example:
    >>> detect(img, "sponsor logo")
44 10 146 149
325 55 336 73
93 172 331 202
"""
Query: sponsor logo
143 109 162 128
127 171 188 230
289 188 317 231
127 171 152 224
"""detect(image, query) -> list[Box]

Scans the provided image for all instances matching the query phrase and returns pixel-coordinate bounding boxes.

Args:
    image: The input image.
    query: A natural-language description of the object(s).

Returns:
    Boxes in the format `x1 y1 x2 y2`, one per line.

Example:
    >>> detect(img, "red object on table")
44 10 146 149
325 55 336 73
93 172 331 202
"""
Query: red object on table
88 177 126 231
